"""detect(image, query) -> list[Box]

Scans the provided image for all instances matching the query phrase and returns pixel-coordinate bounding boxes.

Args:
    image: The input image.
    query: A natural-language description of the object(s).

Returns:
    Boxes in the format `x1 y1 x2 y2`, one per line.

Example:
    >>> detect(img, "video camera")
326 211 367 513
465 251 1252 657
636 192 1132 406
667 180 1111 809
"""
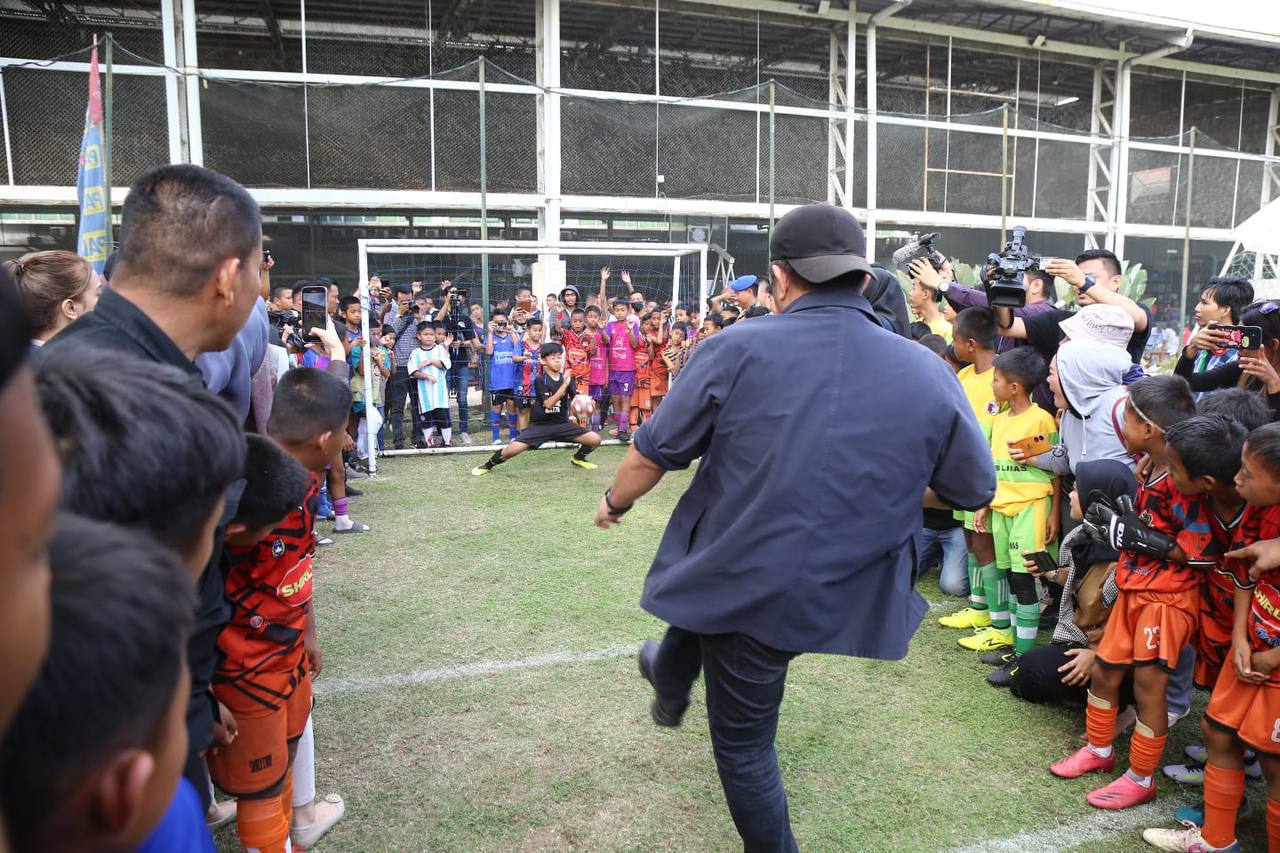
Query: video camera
891 232 945 274
982 225 1043 309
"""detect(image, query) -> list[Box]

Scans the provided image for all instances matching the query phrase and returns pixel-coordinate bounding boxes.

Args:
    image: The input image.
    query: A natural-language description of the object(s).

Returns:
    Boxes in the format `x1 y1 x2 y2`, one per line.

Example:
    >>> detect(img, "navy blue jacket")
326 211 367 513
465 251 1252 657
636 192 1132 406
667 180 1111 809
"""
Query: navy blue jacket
633 288 995 659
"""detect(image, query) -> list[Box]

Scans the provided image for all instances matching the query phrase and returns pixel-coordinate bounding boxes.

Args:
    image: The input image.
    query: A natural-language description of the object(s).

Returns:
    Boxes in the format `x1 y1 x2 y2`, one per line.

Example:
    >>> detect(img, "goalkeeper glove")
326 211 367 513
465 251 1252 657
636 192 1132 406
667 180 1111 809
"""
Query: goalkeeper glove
1082 492 1176 561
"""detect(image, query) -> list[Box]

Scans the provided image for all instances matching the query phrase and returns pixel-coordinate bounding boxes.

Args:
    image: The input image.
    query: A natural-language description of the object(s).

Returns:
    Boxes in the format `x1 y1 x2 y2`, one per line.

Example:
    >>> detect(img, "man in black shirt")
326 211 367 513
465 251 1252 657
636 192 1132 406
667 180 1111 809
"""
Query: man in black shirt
993 249 1151 366
435 281 481 444
472 342 602 474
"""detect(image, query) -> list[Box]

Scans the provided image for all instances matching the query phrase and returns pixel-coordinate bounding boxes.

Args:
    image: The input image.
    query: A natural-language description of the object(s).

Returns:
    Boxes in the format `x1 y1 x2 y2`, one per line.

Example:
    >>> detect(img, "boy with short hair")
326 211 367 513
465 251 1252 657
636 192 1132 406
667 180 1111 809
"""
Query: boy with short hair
408 320 452 448
337 294 363 356
1142 423 1280 852
585 305 609 430
974 346 1060 686
1181 277 1256 399
940 308 1004 649
209 366 350 853
604 300 641 443
514 317 546 431
472 342 602 475
631 311 656 430
486 310 520 444
663 324 689 384
1051 375 1211 810
0 514 201 852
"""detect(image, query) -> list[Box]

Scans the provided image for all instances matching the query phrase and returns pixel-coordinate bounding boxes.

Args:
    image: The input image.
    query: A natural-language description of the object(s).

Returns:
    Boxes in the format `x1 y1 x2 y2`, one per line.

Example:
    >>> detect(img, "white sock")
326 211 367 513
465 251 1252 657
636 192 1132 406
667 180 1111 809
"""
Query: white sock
292 715 315 809
334 514 353 530
1125 768 1152 787
1087 743 1113 758
442 428 452 444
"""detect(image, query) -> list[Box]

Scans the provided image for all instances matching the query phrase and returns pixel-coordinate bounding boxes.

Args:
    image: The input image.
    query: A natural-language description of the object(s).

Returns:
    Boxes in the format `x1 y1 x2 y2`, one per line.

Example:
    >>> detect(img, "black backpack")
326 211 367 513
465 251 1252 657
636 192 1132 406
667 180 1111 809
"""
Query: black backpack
862 264 910 338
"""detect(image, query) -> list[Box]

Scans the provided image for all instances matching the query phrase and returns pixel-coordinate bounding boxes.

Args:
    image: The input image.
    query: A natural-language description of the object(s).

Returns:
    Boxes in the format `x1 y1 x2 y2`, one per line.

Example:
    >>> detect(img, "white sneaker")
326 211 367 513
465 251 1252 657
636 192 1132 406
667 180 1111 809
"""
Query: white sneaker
1141 823 1238 851
459 433 473 446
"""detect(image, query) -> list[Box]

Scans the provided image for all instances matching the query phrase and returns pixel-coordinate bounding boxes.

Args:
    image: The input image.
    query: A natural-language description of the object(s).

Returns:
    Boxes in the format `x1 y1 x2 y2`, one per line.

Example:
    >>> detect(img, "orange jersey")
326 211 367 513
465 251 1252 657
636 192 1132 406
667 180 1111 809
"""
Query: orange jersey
1196 504 1248 688
1115 471 1219 593
214 475 318 714
1222 504 1280 684
634 337 651 387
561 327 592 382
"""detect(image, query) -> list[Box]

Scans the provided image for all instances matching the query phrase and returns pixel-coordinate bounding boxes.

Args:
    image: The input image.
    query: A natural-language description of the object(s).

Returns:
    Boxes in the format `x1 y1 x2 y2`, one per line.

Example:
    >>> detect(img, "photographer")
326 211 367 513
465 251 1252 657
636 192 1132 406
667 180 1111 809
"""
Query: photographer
435 280 481 444
992 250 1151 366
910 258 1056 352
384 286 424 449
1173 300 1280 418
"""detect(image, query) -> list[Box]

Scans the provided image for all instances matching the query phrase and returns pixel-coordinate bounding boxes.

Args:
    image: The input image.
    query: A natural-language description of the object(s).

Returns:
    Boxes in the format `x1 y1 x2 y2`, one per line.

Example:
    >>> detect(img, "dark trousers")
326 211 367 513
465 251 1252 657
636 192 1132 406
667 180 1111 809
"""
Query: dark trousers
448 362 470 434
1011 642 1136 708
385 367 420 447
654 626 800 853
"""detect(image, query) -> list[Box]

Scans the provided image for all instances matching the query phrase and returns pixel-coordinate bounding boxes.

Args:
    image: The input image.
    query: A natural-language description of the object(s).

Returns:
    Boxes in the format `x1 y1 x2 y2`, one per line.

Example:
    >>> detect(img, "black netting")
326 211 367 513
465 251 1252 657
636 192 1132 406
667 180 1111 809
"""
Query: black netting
561 97 656 196
5 68 167 186
1125 148 1184 227
771 114 827 205
307 86 431 189
201 80 308 188
0 8 163 61
877 123 927 210
657 105 756 202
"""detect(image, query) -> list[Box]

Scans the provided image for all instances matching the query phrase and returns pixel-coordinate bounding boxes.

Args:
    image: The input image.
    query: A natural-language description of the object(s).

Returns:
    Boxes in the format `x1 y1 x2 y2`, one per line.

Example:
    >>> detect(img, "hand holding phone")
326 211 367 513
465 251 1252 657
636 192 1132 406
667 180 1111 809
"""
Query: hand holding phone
1011 434 1053 459
1212 324 1263 351
1023 550 1058 576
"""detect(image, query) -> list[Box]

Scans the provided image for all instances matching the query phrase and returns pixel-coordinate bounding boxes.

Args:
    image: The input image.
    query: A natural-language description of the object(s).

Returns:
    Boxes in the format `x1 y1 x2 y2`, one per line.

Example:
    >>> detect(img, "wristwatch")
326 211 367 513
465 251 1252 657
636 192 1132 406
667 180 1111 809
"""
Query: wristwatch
937 279 951 293
1079 274 1097 294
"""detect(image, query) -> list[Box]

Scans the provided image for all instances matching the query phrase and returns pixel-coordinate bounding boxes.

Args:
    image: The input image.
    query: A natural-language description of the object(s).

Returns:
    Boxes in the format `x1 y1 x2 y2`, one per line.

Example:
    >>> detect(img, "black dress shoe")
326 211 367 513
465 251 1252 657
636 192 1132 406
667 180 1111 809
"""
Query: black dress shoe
345 485 363 497
637 640 688 727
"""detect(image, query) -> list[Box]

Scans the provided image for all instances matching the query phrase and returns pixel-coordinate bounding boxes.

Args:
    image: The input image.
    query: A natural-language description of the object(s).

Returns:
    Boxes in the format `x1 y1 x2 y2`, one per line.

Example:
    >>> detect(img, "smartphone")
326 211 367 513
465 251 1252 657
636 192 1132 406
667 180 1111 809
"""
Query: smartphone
262 248 273 264
1011 433 1053 458
1214 324 1263 351
300 284 328 341
1024 550 1058 576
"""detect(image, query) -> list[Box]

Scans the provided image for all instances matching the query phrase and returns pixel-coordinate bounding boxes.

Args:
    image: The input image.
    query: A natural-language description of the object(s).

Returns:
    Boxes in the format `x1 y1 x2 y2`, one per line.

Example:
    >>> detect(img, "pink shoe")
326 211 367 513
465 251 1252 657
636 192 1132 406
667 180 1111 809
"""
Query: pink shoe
1050 746 1116 779
1086 773 1157 810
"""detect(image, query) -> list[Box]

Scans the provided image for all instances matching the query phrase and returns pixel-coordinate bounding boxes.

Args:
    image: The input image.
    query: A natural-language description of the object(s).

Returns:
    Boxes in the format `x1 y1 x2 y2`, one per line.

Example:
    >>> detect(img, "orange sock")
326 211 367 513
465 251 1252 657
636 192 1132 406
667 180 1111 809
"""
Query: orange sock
1085 696 1118 750
1128 726 1168 779
1202 764 1245 849
1268 798 1280 853
237 793 290 853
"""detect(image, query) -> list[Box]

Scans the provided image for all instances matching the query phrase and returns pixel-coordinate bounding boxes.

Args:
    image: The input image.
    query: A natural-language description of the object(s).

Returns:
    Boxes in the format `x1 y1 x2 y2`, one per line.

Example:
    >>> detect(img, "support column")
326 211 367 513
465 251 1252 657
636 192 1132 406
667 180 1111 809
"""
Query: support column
180 0 203 165
1258 89 1279 280
865 21 877 262
160 0 183 163
535 0 562 284
1083 65 1115 251
1107 53 1132 258
845 4 856 211
826 8 856 211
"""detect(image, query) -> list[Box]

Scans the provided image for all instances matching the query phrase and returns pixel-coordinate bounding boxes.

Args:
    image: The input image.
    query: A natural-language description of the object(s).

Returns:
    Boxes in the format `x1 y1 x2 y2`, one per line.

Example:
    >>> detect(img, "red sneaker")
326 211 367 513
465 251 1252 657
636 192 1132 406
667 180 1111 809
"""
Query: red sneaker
1050 746 1116 779
1086 773 1157 810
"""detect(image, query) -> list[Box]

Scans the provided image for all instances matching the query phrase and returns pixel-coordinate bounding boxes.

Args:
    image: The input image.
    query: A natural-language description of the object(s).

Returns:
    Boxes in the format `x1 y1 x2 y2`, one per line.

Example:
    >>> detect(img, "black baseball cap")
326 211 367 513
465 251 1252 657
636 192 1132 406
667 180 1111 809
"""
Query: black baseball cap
769 203 873 284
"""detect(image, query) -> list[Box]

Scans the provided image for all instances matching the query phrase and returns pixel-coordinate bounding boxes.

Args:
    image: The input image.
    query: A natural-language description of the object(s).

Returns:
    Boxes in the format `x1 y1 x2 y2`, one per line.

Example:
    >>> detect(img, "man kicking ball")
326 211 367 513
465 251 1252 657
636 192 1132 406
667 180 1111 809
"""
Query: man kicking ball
473 342 601 474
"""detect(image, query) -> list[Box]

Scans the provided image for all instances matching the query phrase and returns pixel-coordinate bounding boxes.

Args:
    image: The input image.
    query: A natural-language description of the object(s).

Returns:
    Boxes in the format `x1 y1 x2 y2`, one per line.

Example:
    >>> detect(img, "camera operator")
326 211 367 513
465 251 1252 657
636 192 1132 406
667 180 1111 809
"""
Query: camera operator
435 280 481 445
385 286 424 449
992 250 1151 366
909 258 1057 353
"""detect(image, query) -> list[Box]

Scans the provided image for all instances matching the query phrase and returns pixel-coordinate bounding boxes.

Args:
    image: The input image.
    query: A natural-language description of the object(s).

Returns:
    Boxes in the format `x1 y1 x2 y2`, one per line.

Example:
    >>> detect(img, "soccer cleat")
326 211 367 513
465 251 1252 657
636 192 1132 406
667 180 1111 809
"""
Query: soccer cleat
570 457 598 470
958 626 1013 652
980 648 1017 666
1141 823 1239 851
471 465 492 476
1051 746 1116 779
986 655 1019 688
1163 761 1205 786
1184 744 1208 763
1173 797 1248 828
938 607 992 629
618 430 632 444
1086 774 1157 810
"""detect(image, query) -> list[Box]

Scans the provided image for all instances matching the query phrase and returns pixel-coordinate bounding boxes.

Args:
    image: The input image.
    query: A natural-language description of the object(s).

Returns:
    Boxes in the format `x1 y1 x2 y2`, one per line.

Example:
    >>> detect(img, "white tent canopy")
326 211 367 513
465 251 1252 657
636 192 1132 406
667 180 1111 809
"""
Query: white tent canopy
1218 199 1280 291
1234 198 1280 258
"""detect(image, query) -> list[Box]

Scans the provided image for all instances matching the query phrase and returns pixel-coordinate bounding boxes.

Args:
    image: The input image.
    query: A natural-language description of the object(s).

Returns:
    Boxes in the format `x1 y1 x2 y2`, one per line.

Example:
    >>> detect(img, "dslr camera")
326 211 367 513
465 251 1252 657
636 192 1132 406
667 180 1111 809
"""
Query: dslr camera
983 225 1043 309
891 232 945 274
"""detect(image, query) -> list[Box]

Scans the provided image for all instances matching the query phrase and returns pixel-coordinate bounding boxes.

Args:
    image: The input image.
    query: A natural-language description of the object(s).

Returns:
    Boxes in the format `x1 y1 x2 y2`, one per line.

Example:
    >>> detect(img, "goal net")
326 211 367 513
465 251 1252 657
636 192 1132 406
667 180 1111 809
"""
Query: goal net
353 239 709 473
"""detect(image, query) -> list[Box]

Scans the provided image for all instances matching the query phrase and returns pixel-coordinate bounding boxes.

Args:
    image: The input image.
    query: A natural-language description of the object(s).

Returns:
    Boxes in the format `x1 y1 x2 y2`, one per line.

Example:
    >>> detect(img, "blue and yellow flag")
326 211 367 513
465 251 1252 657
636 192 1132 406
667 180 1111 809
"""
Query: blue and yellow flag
76 45 109 273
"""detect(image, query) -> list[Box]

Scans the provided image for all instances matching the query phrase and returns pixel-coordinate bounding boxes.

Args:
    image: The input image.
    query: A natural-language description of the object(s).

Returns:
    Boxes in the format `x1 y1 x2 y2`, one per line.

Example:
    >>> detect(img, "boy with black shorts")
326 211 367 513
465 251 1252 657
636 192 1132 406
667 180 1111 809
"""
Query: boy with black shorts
472 342 601 475
486 310 520 444
514 317 546 432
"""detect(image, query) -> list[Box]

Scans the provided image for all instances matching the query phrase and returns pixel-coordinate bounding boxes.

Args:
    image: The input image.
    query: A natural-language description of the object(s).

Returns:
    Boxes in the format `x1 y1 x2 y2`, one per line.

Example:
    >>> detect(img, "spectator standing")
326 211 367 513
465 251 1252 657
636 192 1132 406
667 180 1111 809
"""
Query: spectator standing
436 282 480 444
385 287 423 449
7 250 100 349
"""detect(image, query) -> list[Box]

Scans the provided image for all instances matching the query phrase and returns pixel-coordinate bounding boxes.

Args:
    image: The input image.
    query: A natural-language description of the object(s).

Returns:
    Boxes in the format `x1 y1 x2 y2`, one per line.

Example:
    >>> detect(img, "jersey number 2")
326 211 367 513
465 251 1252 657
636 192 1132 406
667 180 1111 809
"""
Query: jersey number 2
1143 626 1161 651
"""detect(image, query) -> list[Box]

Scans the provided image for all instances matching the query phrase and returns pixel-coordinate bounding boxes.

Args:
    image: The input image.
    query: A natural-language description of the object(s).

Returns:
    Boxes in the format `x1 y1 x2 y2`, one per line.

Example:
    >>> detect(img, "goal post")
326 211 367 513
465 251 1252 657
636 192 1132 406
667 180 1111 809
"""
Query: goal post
355 238 709 473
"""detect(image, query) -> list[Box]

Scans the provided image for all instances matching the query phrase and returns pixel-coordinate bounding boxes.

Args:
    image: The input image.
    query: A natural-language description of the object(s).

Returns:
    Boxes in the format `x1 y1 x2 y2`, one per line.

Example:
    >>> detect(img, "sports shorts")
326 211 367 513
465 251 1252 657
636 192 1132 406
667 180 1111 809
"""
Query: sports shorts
992 498 1053 572
490 388 515 406
608 371 636 397
1196 573 1237 690
1205 662 1280 757
588 385 605 402
208 665 311 797
517 395 537 409
1096 588 1198 673
513 421 590 449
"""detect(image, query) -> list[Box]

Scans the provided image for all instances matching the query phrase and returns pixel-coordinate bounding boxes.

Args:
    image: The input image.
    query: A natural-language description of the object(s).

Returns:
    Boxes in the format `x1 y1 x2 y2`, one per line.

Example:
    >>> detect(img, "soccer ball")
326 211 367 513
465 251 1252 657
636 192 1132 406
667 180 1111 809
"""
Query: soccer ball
571 394 596 419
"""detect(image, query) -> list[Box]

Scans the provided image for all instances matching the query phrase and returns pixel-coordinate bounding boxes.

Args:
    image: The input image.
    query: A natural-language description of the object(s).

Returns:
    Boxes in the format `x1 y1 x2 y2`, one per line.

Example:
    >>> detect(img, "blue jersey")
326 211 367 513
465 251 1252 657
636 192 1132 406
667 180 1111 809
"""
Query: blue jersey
489 334 519 390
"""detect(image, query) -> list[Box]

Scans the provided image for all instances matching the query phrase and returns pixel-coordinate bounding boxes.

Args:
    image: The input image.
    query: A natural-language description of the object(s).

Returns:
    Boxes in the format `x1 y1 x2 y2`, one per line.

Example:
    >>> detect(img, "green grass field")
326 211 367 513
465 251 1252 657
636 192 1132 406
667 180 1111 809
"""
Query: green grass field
215 447 1272 852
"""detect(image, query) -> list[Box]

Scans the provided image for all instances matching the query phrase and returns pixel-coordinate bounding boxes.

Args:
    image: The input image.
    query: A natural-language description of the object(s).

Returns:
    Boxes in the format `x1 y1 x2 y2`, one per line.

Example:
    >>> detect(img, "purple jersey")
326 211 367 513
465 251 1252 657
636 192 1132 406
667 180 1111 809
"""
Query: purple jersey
587 329 608 385
606 320 638 371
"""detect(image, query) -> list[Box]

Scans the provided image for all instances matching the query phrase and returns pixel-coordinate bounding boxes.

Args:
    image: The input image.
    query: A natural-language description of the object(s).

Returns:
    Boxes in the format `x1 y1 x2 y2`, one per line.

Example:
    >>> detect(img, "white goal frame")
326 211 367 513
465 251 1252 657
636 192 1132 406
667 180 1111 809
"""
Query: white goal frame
355 238 710 473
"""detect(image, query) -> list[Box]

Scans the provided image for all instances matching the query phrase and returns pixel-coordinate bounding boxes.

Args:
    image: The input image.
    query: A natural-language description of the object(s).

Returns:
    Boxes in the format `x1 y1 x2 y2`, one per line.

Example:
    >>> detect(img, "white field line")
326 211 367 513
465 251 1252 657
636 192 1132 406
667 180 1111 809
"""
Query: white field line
314 644 635 697
941 793 1198 853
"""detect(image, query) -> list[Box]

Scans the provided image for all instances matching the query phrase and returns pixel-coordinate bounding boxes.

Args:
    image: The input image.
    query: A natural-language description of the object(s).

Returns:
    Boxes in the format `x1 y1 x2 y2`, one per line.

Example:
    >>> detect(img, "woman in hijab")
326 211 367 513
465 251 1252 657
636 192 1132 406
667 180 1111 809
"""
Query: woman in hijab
1010 460 1137 707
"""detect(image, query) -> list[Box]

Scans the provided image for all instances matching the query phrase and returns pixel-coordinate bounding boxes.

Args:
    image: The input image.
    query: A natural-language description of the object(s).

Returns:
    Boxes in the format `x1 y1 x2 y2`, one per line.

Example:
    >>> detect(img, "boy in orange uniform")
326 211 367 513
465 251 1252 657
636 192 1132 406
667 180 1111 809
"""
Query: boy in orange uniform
1050 376 1213 810
1142 422 1280 852
207 367 349 853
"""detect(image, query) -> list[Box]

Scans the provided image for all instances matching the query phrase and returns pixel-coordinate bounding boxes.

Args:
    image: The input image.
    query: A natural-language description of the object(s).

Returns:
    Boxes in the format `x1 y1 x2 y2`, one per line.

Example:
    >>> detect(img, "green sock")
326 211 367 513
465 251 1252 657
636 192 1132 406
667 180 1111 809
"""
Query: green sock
1014 603 1040 655
982 563 1010 630
967 555 987 611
